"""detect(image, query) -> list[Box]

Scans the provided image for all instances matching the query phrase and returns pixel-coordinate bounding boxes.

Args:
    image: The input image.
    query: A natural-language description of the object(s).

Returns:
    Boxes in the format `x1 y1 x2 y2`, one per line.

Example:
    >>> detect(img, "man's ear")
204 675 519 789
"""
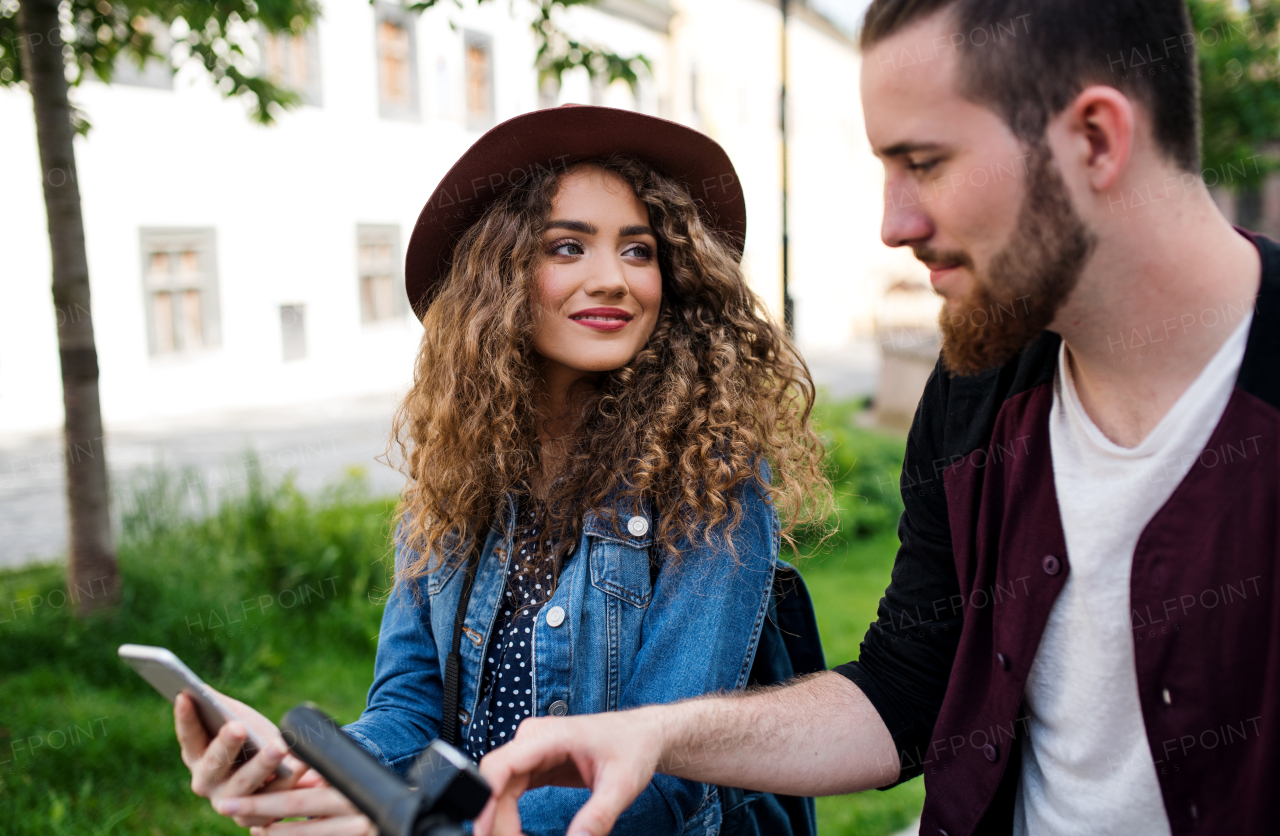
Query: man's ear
1054 85 1136 194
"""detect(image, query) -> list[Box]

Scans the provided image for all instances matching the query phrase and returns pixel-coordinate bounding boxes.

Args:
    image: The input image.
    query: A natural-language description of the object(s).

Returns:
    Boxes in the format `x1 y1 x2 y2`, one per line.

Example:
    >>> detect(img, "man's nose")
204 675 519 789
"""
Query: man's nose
880 179 935 248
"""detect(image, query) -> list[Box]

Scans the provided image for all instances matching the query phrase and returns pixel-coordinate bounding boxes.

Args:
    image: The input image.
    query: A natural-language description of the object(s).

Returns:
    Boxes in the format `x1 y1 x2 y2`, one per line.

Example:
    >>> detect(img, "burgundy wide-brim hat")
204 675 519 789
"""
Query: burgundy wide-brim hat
404 104 746 318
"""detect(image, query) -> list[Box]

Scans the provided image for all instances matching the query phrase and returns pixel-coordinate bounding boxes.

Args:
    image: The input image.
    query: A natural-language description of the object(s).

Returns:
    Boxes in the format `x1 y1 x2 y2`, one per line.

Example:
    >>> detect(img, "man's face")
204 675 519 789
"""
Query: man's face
861 12 1095 375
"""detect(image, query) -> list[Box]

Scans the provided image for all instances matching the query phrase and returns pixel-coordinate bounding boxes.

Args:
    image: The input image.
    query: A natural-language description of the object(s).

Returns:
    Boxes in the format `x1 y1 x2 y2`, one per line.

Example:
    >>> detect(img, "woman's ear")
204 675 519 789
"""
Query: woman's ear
1056 85 1135 194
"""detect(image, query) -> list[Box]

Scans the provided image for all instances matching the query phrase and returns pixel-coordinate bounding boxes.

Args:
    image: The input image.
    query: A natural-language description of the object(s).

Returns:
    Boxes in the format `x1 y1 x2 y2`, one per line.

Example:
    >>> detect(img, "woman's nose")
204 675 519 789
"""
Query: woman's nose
583 253 629 297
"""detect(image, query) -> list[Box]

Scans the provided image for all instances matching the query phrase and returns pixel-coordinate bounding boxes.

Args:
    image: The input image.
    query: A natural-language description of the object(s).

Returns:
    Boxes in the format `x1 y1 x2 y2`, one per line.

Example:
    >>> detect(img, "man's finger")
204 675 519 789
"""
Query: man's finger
474 765 530 836
563 770 644 836
215 786 359 821
481 723 585 793
489 791 527 836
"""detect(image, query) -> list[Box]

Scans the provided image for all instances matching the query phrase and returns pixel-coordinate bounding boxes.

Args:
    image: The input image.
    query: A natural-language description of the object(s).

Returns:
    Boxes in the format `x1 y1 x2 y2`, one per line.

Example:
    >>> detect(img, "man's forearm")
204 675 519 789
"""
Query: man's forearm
641 671 901 796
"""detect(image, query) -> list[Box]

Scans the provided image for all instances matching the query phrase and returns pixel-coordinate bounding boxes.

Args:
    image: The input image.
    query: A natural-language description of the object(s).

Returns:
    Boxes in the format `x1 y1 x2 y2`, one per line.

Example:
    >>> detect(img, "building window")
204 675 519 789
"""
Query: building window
376 4 419 120
281 304 307 361
140 228 221 356
261 28 323 106
464 31 494 130
357 225 409 323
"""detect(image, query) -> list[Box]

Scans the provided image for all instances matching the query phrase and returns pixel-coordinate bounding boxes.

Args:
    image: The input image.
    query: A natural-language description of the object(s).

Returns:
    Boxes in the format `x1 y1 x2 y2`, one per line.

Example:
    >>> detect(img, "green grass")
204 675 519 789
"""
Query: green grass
0 408 922 835
0 463 395 836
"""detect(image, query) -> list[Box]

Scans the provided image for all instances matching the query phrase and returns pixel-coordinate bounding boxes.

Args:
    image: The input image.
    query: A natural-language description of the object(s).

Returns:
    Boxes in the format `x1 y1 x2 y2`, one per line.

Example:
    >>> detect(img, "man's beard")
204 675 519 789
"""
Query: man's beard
926 144 1097 377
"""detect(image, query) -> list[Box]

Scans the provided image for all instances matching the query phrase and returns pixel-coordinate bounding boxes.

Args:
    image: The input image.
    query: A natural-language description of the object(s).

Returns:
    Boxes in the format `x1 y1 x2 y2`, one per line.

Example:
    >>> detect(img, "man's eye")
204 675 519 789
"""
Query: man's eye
908 159 941 174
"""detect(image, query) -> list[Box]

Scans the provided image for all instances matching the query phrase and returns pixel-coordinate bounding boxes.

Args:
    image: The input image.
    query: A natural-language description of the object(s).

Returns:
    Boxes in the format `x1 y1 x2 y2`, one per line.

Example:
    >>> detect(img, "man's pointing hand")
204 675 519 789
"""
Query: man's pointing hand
475 708 664 836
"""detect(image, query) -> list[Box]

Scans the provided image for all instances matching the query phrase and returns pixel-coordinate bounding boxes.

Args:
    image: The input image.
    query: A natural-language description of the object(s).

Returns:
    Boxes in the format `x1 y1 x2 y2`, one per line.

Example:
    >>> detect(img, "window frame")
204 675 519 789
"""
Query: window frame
463 29 495 131
374 3 421 122
139 227 223 358
356 224 411 325
258 26 324 107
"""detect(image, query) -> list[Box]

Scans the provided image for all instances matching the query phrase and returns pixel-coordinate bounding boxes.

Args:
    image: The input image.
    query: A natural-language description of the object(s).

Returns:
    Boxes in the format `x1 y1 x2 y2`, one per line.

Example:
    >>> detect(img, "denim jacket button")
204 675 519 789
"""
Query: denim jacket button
548 700 569 716
627 516 649 537
546 605 566 627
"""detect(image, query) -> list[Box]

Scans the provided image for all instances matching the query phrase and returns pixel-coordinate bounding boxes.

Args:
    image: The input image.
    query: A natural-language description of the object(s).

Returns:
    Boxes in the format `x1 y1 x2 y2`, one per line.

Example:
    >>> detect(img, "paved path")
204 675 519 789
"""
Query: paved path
0 393 407 570
0 345 878 570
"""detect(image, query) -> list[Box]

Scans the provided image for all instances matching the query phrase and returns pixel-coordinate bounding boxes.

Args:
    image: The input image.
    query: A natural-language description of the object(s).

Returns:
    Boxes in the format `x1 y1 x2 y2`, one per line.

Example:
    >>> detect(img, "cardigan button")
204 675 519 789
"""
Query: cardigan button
548 700 569 716
1041 555 1062 576
983 743 999 762
546 606 566 627
939 830 949 836
996 652 1010 671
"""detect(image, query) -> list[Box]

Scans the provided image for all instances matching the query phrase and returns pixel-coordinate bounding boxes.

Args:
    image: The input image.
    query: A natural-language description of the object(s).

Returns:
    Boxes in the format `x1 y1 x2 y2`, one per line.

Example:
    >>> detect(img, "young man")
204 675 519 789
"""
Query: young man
475 2 1279 835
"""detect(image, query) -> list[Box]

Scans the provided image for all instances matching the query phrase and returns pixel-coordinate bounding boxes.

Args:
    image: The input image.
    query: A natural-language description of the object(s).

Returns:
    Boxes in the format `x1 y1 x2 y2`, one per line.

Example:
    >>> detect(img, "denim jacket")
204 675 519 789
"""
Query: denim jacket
343 475 801 836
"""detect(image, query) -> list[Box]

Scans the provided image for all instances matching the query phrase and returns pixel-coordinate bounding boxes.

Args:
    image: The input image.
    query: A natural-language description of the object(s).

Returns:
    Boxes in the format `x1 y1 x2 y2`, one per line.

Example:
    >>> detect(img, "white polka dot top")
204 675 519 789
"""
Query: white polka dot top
465 498 562 760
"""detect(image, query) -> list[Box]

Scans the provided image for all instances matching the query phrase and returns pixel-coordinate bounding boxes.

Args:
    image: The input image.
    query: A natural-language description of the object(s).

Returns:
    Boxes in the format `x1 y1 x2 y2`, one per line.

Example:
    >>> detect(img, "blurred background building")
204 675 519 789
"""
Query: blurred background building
1 0 938 566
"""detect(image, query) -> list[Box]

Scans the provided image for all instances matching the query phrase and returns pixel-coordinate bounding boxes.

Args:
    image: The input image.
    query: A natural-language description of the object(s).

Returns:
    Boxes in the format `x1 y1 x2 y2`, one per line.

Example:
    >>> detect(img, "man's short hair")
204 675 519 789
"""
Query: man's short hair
860 0 1201 172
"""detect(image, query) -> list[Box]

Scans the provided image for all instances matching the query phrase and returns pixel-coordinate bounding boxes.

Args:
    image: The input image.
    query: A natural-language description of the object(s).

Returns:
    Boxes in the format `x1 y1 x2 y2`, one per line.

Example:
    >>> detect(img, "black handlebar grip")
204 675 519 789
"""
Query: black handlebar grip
280 703 422 836
407 740 491 822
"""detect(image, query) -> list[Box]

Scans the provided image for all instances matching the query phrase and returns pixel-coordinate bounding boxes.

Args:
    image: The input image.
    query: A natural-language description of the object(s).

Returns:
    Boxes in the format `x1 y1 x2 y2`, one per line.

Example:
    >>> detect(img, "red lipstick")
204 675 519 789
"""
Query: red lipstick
569 307 634 332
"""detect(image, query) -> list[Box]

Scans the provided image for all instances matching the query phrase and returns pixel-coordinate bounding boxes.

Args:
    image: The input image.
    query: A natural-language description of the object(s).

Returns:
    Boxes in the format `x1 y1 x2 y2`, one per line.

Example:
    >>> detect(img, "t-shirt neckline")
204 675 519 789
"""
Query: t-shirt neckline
1057 313 1251 458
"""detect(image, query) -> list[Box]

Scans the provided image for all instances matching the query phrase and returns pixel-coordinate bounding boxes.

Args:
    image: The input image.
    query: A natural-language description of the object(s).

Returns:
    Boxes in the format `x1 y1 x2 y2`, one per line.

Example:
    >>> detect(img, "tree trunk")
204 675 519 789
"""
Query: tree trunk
17 0 120 615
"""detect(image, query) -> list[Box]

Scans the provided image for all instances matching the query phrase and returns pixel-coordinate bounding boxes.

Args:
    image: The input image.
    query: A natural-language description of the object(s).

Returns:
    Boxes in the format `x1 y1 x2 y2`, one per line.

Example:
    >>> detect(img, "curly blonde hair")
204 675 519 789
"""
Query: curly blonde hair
386 155 831 585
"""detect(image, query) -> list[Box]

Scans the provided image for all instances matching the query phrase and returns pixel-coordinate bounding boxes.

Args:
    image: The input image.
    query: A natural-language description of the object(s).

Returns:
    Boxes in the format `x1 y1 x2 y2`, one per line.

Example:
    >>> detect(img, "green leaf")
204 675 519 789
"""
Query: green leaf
1187 0 1280 191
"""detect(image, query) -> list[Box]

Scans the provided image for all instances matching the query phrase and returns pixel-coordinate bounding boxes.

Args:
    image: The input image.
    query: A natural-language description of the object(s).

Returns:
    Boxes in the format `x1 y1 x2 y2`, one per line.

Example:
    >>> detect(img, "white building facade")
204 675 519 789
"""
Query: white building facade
0 0 924 438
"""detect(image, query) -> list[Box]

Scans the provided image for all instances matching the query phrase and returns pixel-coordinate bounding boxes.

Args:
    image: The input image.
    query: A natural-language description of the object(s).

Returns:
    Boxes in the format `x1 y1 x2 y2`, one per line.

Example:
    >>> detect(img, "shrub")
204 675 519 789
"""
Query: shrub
0 454 397 700
797 399 906 548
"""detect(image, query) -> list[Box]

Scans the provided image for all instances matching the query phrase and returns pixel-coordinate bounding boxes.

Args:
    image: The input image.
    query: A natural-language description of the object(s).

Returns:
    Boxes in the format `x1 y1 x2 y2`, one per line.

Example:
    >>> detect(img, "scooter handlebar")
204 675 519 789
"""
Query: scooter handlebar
279 703 488 836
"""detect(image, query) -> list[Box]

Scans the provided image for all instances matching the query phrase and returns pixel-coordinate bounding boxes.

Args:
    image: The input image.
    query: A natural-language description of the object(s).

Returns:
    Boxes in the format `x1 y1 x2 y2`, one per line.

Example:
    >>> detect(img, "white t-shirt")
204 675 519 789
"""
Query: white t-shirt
1013 314 1251 836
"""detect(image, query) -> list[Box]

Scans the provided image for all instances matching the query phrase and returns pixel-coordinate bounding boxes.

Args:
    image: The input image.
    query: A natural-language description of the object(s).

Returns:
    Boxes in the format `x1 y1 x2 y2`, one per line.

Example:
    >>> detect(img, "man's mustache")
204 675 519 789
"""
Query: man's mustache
912 246 974 272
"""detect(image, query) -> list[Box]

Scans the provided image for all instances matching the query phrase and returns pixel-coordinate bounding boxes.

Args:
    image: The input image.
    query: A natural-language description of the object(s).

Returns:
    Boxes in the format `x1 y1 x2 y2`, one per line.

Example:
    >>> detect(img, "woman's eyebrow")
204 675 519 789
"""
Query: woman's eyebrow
547 220 598 234
620 224 655 237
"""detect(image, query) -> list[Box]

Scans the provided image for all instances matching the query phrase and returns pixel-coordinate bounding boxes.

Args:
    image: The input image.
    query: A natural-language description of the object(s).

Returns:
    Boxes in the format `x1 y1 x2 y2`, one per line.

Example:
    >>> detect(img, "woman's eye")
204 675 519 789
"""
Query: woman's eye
550 241 584 256
623 243 652 259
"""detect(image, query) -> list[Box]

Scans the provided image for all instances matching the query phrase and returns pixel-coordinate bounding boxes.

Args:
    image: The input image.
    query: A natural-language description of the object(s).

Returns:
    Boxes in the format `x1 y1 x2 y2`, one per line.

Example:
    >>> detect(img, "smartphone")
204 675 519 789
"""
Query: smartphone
118 644 291 778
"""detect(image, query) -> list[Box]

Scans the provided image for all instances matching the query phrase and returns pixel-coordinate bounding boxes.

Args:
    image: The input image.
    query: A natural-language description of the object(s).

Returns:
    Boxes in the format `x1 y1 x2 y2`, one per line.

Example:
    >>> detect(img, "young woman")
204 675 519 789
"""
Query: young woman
174 105 831 836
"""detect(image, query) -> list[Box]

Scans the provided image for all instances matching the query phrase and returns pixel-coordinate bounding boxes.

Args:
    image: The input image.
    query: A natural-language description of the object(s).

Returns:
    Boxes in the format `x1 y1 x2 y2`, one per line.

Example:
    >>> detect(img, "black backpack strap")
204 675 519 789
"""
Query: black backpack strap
440 545 482 748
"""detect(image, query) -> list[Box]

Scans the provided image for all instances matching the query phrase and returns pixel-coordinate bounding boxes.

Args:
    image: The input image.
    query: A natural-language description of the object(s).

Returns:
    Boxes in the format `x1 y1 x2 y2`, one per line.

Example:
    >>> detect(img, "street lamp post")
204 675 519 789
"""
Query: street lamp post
780 0 794 336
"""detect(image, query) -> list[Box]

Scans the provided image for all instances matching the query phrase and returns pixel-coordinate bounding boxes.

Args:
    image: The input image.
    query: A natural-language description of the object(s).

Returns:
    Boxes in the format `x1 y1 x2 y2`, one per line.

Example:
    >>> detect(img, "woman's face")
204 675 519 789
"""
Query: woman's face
532 165 662 386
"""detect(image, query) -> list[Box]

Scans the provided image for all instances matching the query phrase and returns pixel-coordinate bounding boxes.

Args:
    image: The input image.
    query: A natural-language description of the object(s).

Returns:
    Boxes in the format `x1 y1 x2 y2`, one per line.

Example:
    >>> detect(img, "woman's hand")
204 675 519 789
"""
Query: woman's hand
174 690 311 827
213 784 378 836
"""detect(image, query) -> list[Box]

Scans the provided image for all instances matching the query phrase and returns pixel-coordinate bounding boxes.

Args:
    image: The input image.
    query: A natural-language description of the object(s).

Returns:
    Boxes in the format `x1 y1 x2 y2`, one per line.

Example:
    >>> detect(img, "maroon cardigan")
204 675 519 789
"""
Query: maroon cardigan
835 231 1280 835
